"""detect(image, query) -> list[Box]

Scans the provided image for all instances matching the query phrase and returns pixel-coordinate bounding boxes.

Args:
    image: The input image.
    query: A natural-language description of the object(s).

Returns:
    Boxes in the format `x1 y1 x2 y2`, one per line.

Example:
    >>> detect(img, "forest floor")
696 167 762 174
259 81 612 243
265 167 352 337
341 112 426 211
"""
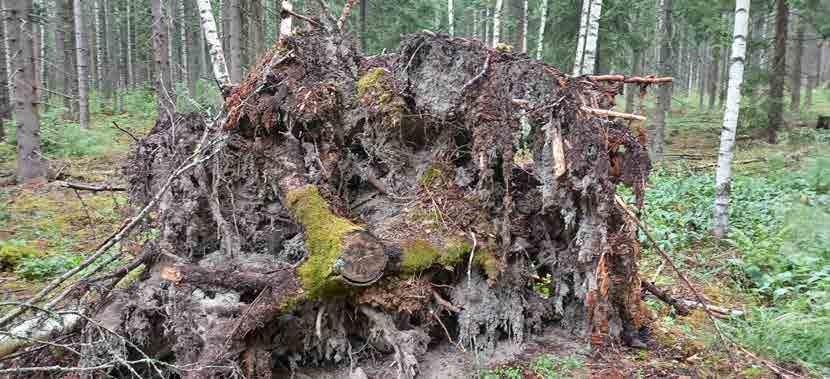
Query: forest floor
1 89 828 378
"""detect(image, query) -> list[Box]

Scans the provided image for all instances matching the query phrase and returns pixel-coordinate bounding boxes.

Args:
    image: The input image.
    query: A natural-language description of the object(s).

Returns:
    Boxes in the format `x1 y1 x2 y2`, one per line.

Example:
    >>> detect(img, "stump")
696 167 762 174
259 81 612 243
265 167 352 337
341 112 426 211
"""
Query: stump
14 30 654 378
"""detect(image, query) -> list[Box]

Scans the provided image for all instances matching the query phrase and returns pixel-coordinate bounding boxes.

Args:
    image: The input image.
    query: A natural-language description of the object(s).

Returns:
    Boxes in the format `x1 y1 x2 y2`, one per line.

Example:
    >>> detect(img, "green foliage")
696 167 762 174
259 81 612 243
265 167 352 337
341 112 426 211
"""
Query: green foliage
530 354 584 379
481 366 523 379
401 240 440 272
0 240 39 271
15 254 83 280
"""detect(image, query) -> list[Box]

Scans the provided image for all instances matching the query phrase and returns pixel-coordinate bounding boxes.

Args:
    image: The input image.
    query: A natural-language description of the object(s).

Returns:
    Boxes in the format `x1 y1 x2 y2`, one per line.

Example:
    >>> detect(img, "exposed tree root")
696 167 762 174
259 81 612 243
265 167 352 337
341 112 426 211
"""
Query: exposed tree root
1 30 661 377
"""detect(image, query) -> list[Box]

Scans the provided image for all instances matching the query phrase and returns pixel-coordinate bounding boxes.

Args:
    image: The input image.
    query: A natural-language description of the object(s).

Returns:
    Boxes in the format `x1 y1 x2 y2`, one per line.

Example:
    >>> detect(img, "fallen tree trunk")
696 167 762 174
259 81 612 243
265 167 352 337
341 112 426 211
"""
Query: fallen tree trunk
6 30 656 378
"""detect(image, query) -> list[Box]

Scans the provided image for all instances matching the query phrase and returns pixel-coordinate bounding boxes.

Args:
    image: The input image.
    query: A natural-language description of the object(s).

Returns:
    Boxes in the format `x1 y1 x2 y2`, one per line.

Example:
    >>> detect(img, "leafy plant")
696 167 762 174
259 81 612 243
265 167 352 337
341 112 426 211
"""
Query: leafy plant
15 254 83 280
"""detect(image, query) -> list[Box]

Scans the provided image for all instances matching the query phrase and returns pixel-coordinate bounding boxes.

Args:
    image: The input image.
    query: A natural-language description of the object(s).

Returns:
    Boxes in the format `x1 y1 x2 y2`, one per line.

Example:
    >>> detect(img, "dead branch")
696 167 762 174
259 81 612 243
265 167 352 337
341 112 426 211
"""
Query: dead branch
57 181 126 192
694 158 766 169
588 74 674 84
111 121 139 143
281 8 321 27
338 0 358 31
641 279 690 316
581 106 647 121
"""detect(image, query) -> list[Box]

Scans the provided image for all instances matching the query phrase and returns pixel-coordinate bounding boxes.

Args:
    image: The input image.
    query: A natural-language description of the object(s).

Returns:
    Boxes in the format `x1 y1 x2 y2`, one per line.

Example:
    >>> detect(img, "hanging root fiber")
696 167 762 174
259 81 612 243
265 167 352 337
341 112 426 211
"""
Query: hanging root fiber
2 29 662 378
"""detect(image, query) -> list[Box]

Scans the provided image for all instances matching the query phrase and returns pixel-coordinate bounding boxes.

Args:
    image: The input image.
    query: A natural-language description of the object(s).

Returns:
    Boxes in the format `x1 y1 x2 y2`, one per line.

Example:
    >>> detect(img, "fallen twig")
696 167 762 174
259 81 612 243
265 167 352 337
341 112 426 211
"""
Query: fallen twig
641 279 690 316
281 8 321 27
57 181 126 192
694 157 766 169
581 106 647 121
588 74 674 84
111 121 139 143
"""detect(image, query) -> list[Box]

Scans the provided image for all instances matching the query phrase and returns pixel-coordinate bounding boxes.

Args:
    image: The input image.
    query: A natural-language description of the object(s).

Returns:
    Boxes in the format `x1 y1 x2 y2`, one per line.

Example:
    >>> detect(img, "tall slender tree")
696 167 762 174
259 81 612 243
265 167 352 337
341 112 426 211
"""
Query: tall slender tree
790 18 804 113
535 0 548 60
573 0 603 75
0 5 10 141
492 0 503 47
229 0 243 82
8 0 48 182
151 0 176 118
767 0 788 144
448 0 454 36
713 0 750 238
73 0 89 129
650 0 672 162
280 0 293 39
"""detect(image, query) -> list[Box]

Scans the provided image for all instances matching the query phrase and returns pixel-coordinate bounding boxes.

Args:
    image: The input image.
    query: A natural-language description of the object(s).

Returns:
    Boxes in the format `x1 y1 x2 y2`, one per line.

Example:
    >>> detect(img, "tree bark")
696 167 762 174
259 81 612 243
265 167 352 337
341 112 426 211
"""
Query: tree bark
60 0 77 120
94 0 104 95
126 0 133 87
73 0 90 129
698 43 706 111
196 0 231 87
707 46 719 111
492 0 503 47
448 0 454 36
767 0 787 144
713 0 749 238
151 0 176 118
573 0 602 76
186 0 201 94
249 0 264 62
8 0 48 182
280 0 293 39
650 0 671 162
519 0 528 53
535 0 548 60
0 5 10 140
790 19 804 113
228 0 243 83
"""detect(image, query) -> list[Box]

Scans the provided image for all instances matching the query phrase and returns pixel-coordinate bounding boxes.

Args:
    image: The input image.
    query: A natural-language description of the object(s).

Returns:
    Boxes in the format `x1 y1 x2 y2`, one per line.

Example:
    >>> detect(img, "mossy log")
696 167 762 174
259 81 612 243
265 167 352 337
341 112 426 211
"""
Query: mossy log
14 29 655 378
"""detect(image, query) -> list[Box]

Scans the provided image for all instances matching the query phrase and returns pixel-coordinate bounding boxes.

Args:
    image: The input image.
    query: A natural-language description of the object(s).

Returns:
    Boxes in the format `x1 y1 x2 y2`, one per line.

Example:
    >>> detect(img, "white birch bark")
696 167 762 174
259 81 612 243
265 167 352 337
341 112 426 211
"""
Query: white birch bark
521 0 528 53
73 0 90 129
536 0 548 60
448 0 454 36
492 0 503 47
582 0 602 75
280 0 293 39
573 0 591 75
196 0 231 87
713 0 750 238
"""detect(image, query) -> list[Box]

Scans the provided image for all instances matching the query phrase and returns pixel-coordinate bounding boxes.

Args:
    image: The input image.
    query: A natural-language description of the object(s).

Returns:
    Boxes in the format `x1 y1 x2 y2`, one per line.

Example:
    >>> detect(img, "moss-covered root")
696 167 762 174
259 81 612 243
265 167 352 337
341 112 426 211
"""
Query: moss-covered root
398 238 500 280
285 185 388 296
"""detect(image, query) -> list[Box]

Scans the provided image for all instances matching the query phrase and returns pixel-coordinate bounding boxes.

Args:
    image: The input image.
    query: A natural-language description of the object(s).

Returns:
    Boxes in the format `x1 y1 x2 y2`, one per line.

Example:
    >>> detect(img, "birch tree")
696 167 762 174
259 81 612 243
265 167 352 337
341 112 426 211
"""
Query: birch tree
521 0 528 53
492 0 503 47
8 0 48 182
713 0 750 238
535 0 548 60
196 0 231 87
280 0 294 39
573 0 603 75
448 0 454 36
73 0 89 129
0 7 9 141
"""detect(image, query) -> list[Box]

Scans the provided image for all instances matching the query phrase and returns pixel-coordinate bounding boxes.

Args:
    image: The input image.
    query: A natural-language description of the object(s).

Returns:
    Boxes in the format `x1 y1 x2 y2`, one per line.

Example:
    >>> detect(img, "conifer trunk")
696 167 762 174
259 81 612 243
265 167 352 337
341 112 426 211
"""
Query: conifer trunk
73 0 90 128
790 19 804 113
151 0 176 118
767 0 787 144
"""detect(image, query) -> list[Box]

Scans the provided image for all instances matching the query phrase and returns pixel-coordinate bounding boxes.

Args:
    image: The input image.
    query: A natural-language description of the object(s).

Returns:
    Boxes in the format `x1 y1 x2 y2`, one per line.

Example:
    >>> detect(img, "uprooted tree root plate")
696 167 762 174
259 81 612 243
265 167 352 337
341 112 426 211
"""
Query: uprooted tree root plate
8 30 655 378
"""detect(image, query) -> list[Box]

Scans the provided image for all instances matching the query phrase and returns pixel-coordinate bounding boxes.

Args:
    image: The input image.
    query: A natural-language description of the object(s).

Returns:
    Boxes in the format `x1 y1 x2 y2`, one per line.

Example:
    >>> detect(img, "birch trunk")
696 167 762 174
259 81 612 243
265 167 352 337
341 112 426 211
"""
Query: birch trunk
582 0 602 75
0 5 9 139
280 0 293 39
492 0 503 47
535 0 548 60
151 0 176 118
73 0 89 129
573 0 590 75
448 0 454 36
520 0 528 53
713 0 750 238
8 0 48 182
196 0 231 87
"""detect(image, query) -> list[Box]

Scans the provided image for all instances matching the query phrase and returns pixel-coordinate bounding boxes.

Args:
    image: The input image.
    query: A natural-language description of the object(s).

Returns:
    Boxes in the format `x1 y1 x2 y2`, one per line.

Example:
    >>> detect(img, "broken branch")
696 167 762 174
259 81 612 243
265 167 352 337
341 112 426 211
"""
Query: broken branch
588 74 674 84
56 181 126 192
581 106 647 121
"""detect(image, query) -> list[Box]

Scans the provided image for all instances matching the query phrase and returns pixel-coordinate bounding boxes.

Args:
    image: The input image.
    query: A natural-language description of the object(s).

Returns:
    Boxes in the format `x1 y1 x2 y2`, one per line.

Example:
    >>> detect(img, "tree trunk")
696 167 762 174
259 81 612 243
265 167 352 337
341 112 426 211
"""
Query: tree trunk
767 0 787 144
573 0 602 76
280 0 293 39
250 0 264 61
221 0 231 66
73 0 90 129
650 0 671 162
448 0 454 36
0 4 10 140
196 0 231 87
707 46 719 112
94 0 104 96
151 0 176 118
790 19 804 113
228 0 242 82
519 0 528 53
60 0 77 119
126 0 134 87
492 0 503 47
698 43 706 111
8 0 48 182
186 0 201 94
105 0 117 107
360 0 367 48
713 0 750 238
535 0 548 60
625 52 641 114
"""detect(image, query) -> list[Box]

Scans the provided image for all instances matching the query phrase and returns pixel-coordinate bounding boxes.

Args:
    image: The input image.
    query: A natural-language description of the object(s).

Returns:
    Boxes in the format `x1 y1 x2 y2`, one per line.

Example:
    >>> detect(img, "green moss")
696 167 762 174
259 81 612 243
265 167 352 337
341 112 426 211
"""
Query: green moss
357 68 387 99
401 240 440 273
286 185 360 297
474 249 500 279
0 240 39 271
495 43 514 53
437 238 473 268
418 163 451 189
